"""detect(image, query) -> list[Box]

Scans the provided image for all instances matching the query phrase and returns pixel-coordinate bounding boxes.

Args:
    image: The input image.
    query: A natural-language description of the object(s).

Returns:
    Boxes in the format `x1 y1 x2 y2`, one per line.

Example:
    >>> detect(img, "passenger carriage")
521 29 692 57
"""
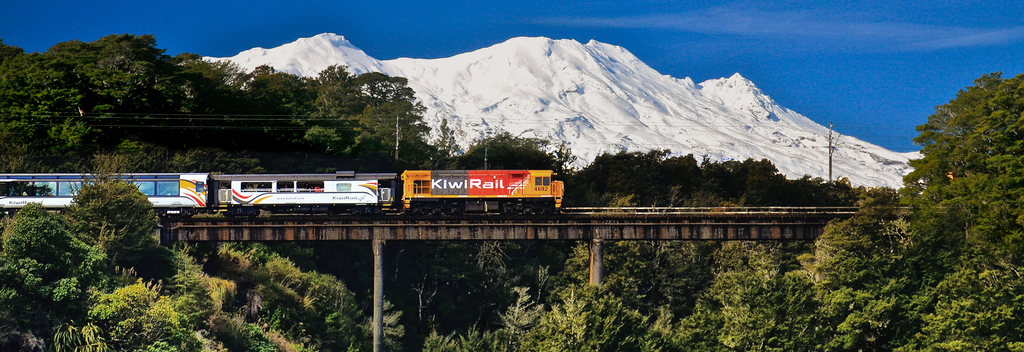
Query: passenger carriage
0 173 209 216
210 171 398 215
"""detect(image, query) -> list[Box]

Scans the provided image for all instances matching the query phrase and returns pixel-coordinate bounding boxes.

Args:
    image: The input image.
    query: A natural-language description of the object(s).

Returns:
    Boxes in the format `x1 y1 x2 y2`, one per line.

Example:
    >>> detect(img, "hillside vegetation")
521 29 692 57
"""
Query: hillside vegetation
1 35 1023 351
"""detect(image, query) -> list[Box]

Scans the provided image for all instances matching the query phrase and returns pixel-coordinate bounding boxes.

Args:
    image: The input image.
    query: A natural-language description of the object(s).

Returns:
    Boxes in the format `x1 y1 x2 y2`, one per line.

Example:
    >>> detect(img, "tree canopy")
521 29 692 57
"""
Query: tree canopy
0 35 436 171
905 72 1024 253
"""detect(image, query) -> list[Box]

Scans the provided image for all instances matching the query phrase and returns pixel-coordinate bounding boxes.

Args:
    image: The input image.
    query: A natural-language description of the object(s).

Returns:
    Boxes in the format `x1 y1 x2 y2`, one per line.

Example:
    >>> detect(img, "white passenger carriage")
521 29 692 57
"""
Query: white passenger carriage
211 171 397 215
0 173 210 216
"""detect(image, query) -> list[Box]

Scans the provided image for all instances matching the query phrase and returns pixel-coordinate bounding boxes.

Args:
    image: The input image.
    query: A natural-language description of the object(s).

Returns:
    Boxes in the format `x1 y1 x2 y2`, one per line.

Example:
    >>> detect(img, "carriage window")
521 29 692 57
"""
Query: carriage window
58 181 82 196
296 181 323 192
6 182 30 196
156 181 179 196
240 181 273 192
336 183 351 192
0 182 26 196
34 182 57 196
134 181 156 196
195 181 206 193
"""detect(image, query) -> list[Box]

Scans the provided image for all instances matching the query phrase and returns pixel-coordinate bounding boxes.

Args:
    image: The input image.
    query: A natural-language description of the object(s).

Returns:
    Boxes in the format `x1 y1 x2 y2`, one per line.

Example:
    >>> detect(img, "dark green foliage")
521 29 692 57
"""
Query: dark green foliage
520 285 661 352
381 241 567 349
456 132 560 170
901 258 1024 351
432 118 462 168
565 151 860 207
0 36 436 171
567 150 699 206
0 203 106 335
0 39 24 63
677 243 820 351
205 243 370 351
86 279 202 351
905 72 1024 254
66 176 159 265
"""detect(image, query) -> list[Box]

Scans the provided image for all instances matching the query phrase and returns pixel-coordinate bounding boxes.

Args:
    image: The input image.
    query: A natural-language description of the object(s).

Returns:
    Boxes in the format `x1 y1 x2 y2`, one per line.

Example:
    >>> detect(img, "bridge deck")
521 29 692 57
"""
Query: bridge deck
160 207 855 242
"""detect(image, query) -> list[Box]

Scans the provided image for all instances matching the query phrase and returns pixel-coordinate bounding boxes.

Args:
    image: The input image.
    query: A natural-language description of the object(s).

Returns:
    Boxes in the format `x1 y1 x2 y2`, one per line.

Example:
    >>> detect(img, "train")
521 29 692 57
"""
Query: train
0 170 564 216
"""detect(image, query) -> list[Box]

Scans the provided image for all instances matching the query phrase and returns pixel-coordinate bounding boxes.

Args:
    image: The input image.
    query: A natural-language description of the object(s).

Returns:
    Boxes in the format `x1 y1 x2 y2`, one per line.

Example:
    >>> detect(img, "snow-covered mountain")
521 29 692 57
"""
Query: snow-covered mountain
208 33 915 187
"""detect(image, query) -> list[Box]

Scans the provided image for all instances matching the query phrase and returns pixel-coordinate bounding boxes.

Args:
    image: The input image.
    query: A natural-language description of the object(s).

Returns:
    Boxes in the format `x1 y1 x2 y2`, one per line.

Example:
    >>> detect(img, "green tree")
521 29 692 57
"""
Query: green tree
209 244 370 351
431 118 462 169
458 132 559 170
565 150 702 207
87 279 201 351
551 241 656 312
898 259 1024 351
0 203 106 334
740 159 788 206
675 243 819 351
795 188 957 350
168 248 214 330
905 72 1024 253
0 39 24 63
492 287 545 351
66 176 158 265
520 286 659 352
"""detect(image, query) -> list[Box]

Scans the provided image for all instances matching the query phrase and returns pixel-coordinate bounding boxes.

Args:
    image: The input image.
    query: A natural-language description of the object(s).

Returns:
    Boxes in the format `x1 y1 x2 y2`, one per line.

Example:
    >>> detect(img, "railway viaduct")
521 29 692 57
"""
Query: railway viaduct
159 207 856 352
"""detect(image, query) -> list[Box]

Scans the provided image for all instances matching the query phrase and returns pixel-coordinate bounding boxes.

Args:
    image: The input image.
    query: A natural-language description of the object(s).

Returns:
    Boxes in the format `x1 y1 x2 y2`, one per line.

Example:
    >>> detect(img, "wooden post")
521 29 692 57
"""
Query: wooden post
372 237 384 352
589 238 604 285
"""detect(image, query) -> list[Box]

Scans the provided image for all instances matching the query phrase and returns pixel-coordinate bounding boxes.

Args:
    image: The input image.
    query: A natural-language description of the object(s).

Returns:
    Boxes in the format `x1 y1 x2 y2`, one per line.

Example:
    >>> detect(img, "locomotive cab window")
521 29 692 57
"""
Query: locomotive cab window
413 180 430 194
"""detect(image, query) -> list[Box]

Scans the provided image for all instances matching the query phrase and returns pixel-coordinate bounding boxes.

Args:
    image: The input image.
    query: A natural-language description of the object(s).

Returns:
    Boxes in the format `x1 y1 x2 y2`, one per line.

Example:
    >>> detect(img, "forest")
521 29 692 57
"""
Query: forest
1 34 1022 351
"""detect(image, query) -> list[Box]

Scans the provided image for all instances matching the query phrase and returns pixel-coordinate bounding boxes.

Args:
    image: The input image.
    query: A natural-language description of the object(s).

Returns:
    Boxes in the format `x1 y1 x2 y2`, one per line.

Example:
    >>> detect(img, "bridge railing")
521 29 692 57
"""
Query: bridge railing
561 206 860 215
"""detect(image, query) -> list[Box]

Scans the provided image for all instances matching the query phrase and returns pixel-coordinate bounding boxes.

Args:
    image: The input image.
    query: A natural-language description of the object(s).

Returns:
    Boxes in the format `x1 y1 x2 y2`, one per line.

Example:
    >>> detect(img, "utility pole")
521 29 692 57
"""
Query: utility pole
828 122 842 182
395 114 400 160
589 238 604 285
483 129 491 170
372 235 384 352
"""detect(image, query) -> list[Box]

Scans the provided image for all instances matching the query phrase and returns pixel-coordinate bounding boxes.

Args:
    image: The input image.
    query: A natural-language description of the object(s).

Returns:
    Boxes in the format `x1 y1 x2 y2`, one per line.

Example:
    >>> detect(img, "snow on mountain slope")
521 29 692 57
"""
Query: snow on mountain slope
207 33 914 187
213 33 386 76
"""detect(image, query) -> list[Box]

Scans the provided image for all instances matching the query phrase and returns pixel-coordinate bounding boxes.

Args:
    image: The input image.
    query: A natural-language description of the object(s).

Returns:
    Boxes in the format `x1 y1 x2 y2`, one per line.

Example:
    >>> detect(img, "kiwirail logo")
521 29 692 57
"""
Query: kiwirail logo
431 178 507 190
424 170 533 196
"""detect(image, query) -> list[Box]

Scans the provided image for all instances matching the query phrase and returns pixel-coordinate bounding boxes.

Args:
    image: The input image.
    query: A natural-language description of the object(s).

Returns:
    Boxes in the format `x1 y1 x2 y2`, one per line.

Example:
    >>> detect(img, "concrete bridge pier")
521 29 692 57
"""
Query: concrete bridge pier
589 238 604 286
372 236 384 352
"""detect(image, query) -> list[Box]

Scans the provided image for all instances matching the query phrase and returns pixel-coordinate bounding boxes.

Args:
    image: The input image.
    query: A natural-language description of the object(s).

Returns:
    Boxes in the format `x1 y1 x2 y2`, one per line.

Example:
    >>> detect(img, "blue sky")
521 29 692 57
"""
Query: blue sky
4 0 1023 152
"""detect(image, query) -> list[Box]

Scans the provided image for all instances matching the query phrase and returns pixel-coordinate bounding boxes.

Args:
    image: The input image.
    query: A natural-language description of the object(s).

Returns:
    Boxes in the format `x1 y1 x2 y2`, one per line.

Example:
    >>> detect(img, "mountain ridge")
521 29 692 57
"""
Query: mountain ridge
207 33 914 187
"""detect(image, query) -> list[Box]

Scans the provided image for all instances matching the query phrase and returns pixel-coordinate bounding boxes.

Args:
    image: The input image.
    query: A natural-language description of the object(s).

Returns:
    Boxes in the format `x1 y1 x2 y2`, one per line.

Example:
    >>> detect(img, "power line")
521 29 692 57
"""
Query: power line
0 111 928 127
